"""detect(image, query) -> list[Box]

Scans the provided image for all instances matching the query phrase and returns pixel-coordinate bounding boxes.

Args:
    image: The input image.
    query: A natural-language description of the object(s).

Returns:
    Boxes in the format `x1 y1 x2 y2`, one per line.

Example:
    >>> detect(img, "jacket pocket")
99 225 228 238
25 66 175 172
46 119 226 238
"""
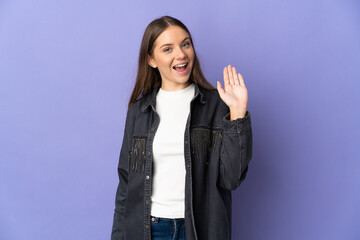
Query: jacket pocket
190 127 221 165
128 136 147 174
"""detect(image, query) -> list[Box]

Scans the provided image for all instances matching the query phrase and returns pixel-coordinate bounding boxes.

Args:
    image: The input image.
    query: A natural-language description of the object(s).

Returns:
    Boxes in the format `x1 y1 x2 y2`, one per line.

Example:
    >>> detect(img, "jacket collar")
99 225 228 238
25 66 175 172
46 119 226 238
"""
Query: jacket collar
140 82 207 112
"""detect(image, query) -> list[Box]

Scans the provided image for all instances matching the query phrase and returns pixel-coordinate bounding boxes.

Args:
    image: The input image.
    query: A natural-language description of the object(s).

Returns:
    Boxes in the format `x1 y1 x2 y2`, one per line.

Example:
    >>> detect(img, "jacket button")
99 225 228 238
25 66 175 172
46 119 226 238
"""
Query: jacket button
146 200 150 205
151 127 155 131
145 175 150 180
185 141 188 144
145 224 149 229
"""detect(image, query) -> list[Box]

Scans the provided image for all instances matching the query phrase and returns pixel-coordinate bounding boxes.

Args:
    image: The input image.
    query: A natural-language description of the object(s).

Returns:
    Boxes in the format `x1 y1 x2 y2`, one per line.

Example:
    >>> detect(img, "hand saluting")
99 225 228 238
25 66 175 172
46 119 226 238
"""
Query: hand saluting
217 65 248 120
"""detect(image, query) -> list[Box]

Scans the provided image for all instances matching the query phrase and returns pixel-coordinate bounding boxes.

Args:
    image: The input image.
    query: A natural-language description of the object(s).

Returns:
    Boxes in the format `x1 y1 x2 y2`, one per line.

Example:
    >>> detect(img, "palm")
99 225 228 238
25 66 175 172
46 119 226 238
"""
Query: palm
217 65 248 110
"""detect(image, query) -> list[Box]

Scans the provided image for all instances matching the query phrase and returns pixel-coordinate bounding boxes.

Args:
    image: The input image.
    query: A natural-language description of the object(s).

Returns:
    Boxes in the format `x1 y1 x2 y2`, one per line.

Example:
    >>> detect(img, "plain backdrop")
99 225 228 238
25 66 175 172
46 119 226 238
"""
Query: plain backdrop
0 0 359 239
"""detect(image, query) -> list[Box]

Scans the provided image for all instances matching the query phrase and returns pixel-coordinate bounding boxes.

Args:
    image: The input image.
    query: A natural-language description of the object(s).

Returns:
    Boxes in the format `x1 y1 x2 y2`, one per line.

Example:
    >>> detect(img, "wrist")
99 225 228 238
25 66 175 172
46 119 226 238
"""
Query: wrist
229 108 247 121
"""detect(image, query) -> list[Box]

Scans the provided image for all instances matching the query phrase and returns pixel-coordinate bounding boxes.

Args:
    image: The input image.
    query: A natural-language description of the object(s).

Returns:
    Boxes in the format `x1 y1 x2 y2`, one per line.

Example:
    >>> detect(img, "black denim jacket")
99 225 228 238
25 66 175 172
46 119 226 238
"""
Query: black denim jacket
111 82 253 240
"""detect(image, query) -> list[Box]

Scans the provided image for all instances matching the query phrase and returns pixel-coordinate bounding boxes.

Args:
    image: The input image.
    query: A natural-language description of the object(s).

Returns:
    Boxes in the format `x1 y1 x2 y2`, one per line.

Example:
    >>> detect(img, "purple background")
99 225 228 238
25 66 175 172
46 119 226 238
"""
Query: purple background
1 0 359 239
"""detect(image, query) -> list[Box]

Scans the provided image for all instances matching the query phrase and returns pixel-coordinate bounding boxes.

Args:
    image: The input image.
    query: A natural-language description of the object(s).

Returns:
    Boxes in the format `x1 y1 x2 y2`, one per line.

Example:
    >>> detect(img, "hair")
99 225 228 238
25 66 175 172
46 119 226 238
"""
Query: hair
128 15 215 108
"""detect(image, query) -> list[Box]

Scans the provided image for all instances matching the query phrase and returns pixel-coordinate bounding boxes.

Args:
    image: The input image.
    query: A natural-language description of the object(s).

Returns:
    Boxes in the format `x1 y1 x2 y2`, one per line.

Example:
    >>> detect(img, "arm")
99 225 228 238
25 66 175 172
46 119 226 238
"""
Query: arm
216 65 252 190
111 106 133 240
218 110 253 191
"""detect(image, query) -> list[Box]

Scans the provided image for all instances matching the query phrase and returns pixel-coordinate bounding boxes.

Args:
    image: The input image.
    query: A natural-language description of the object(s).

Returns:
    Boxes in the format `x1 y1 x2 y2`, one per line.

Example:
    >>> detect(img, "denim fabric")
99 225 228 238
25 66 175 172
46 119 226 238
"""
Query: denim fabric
151 216 186 240
111 81 253 240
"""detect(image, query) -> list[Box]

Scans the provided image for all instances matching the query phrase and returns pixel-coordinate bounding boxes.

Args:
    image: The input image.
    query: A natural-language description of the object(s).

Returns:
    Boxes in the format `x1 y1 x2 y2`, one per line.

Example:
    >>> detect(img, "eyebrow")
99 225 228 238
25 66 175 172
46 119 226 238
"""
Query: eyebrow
159 37 190 49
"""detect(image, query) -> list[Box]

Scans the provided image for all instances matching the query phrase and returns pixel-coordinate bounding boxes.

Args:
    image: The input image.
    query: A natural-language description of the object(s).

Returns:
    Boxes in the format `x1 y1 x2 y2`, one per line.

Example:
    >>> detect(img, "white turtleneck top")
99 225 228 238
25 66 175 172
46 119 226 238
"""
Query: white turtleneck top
150 82 195 218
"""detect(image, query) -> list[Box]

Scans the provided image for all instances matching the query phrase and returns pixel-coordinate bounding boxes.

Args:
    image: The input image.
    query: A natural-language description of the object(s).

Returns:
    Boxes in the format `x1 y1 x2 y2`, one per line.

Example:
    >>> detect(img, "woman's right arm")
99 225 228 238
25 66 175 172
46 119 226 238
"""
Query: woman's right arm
111 106 133 240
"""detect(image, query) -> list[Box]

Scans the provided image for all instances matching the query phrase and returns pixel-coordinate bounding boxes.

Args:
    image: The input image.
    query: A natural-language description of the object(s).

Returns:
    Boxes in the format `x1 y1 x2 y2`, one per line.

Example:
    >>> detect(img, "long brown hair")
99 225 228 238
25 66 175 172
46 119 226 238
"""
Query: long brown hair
128 15 215 108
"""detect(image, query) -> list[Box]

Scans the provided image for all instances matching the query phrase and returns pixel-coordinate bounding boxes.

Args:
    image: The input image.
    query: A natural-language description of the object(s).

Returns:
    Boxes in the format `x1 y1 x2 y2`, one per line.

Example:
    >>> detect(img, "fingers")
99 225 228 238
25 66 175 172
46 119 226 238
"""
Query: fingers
226 65 246 86
225 65 242 85
238 72 245 87
227 65 234 85
223 65 246 89
217 80 225 97
223 67 229 91
232 67 240 85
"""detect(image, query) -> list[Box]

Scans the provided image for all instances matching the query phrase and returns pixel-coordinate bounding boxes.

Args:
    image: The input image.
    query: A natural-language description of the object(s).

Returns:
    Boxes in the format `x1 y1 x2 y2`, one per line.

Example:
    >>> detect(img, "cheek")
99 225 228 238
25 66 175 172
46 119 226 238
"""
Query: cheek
158 57 172 68
158 60 172 74
187 49 195 61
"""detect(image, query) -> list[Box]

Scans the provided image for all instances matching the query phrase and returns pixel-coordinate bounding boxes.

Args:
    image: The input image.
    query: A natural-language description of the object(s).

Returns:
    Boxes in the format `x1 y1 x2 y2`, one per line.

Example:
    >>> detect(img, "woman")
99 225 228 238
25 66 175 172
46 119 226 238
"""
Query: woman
111 15 253 240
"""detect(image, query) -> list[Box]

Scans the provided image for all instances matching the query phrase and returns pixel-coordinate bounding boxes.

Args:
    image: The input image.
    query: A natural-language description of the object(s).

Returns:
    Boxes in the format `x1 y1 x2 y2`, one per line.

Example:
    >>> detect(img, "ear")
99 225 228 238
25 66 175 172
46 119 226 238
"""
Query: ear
147 54 157 68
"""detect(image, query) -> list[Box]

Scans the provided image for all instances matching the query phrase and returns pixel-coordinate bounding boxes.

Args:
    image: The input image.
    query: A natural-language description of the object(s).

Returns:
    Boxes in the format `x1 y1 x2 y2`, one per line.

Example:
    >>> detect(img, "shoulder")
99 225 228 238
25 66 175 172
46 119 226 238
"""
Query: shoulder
198 85 220 99
200 86 228 111
127 97 143 116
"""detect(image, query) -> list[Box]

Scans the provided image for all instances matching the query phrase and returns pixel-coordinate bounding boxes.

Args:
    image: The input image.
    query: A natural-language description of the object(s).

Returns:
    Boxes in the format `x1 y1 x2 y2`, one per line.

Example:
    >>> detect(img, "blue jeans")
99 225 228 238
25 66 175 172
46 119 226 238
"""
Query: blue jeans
151 215 186 240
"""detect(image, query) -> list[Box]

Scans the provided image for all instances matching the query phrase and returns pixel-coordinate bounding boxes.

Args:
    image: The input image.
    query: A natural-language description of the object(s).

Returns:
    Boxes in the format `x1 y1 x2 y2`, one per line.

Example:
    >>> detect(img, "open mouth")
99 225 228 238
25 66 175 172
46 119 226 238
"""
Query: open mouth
173 63 188 73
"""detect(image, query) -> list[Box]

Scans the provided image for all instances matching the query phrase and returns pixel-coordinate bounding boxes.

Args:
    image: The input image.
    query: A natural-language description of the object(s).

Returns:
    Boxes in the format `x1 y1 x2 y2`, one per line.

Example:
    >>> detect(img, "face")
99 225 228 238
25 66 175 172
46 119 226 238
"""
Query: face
148 25 194 91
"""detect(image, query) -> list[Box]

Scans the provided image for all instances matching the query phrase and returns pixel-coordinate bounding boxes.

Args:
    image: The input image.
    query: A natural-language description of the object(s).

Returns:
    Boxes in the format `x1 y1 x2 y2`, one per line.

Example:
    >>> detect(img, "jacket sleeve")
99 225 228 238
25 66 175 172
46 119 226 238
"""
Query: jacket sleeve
218 110 253 191
111 106 133 240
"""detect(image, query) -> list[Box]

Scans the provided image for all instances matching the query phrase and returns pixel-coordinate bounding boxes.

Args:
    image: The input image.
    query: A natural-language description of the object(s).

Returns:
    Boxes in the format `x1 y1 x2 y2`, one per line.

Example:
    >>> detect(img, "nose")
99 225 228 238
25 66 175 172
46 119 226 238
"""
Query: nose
176 47 186 59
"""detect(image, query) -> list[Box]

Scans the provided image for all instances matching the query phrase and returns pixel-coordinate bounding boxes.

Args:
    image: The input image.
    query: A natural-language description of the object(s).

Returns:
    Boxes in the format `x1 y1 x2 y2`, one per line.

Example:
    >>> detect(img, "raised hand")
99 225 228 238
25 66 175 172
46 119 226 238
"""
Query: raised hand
217 65 248 120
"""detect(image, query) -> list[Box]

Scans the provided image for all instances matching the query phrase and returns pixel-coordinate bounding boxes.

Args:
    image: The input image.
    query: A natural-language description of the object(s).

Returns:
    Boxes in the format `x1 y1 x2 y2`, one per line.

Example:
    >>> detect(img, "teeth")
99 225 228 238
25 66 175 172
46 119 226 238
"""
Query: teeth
174 63 187 67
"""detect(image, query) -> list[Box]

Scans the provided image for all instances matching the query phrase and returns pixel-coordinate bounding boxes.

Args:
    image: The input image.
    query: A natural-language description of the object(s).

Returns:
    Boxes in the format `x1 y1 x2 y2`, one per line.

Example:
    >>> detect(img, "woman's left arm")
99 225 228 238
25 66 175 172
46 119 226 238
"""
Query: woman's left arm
217 65 253 191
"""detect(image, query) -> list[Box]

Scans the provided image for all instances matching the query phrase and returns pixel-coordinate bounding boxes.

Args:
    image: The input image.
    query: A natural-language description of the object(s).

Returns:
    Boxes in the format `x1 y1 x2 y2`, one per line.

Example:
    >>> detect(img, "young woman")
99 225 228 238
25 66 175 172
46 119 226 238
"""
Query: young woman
111 16 253 240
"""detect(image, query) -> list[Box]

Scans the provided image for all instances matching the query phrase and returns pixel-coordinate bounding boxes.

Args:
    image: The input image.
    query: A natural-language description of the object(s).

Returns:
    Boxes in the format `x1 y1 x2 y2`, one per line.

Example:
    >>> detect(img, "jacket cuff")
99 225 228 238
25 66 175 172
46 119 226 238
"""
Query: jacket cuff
222 110 251 133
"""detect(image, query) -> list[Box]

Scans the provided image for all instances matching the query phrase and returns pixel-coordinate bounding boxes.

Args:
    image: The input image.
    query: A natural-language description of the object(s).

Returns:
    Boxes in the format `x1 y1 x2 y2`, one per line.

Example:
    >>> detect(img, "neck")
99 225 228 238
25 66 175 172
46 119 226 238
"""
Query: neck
160 80 192 92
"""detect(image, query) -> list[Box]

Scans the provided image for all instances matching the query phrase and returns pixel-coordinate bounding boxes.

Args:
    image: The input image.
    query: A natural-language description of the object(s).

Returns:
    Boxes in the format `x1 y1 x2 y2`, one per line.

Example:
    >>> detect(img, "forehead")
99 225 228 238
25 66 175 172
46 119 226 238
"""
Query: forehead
154 26 189 46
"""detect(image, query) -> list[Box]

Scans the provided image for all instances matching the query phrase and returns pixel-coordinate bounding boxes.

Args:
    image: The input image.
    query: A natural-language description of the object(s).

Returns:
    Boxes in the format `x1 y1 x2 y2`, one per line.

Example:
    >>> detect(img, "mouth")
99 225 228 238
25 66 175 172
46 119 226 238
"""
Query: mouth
172 62 189 73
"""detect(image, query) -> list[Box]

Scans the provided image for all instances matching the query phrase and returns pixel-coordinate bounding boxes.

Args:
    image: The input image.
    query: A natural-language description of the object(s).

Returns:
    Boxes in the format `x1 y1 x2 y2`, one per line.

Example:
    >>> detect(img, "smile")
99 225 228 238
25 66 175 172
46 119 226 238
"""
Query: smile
172 62 189 73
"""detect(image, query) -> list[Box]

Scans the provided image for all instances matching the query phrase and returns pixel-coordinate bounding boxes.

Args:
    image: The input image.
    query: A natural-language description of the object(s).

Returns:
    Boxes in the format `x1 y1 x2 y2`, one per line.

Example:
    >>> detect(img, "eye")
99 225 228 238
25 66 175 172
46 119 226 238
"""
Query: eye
164 48 171 53
183 42 191 47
